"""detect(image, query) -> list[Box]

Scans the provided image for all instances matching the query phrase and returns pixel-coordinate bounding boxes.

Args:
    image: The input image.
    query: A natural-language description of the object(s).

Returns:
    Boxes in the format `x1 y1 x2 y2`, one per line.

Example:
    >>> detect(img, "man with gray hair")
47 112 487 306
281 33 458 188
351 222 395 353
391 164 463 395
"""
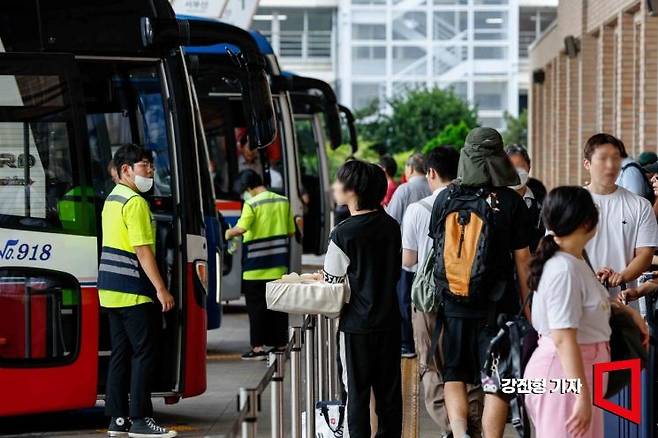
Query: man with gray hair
386 152 431 357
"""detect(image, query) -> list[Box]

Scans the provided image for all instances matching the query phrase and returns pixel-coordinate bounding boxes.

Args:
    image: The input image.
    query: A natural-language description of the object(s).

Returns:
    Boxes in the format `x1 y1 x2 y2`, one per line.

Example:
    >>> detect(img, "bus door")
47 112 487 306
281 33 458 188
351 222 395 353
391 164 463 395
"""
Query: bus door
292 109 332 255
0 52 99 416
189 79 222 330
78 58 190 398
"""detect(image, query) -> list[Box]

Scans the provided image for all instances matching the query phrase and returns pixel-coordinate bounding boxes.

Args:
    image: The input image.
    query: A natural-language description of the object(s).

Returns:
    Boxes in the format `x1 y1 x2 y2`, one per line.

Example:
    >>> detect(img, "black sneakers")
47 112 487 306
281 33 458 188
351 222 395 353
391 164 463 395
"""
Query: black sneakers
128 418 177 438
241 349 268 361
108 417 130 437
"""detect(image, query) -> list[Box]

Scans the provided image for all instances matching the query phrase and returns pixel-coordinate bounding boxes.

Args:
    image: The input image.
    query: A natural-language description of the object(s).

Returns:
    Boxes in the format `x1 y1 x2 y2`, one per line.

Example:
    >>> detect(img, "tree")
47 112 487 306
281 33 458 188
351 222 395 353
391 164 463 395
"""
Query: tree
422 121 471 154
355 86 478 154
502 109 528 146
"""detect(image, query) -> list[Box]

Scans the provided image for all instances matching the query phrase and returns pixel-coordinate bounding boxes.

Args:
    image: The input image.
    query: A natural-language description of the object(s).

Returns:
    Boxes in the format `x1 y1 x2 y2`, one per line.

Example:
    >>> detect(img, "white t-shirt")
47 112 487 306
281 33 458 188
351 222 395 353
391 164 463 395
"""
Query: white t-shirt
532 252 611 344
401 187 444 269
585 186 658 295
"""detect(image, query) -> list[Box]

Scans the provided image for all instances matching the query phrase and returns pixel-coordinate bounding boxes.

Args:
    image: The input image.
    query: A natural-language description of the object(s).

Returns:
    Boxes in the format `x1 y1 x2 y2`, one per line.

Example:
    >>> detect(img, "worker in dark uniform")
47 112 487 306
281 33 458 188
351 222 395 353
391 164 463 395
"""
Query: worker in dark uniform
98 144 177 438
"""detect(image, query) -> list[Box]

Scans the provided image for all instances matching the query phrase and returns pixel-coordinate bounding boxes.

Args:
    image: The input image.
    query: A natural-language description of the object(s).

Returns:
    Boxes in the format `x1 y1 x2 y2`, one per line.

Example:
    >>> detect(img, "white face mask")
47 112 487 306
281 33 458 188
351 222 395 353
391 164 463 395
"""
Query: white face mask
509 167 529 191
134 174 154 193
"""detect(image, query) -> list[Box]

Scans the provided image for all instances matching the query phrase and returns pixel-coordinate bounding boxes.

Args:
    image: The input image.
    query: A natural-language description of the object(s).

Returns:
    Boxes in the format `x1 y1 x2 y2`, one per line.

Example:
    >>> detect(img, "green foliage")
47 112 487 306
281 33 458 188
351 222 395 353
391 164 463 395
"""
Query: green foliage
421 121 471 154
325 139 381 180
355 86 478 154
502 109 528 146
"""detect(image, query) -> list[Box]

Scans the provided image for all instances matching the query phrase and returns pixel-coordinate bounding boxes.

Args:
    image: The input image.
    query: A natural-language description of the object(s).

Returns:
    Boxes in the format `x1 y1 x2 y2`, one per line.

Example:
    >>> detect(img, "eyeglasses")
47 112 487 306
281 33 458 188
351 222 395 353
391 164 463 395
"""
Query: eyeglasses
134 161 155 170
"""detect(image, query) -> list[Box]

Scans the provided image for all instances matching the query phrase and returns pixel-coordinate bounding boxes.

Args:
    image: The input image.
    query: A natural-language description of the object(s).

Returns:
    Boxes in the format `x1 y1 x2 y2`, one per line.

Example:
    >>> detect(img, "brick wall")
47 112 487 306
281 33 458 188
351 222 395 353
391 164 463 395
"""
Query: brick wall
527 0 658 188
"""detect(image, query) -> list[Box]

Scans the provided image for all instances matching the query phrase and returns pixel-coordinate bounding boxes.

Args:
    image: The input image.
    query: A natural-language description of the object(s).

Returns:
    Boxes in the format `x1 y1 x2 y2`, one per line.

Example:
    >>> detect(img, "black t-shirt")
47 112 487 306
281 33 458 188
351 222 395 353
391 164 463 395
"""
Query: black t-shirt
323 210 401 333
429 186 530 315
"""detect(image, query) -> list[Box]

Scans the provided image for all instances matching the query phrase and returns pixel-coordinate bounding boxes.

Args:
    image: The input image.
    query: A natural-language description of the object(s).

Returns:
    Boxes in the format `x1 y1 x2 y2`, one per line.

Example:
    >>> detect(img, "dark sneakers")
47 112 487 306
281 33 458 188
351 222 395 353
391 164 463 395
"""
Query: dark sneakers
108 417 130 437
128 418 177 438
241 350 268 361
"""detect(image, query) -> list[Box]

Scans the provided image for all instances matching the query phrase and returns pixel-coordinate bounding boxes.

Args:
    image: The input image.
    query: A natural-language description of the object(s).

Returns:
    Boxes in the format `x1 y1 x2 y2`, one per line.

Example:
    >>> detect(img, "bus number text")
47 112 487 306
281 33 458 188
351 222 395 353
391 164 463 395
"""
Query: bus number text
0 240 52 261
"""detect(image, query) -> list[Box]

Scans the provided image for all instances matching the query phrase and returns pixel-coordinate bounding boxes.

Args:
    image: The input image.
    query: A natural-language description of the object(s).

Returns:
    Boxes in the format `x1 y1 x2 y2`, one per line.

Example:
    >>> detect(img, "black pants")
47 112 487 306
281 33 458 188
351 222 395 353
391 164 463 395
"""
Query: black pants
396 270 415 352
243 279 289 348
339 330 402 438
105 303 155 419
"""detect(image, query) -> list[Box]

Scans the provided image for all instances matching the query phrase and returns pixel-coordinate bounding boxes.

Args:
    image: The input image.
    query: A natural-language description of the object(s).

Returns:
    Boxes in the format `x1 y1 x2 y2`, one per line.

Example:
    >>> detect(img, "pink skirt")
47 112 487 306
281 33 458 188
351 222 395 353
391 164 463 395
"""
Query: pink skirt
524 336 610 438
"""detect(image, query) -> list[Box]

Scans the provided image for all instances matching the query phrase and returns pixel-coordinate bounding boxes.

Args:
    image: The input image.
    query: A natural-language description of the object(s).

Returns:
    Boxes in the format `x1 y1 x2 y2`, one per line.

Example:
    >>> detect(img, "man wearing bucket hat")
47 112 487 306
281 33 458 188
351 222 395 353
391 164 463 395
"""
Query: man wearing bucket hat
428 127 532 438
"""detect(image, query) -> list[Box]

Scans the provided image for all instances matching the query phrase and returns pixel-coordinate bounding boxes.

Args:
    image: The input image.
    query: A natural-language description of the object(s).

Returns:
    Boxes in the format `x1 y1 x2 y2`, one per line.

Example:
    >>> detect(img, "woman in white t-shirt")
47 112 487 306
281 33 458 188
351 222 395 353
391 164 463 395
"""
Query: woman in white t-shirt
524 186 647 437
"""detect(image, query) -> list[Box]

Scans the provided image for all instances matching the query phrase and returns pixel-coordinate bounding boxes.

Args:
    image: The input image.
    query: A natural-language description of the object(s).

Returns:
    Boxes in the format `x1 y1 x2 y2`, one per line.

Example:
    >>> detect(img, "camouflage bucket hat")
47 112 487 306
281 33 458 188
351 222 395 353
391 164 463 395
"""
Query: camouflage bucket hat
457 127 520 187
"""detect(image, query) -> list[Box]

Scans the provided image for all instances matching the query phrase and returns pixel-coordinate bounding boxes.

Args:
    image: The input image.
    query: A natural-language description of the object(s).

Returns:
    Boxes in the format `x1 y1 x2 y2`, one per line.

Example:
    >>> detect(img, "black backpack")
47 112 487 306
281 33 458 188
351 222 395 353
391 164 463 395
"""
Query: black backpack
432 184 499 306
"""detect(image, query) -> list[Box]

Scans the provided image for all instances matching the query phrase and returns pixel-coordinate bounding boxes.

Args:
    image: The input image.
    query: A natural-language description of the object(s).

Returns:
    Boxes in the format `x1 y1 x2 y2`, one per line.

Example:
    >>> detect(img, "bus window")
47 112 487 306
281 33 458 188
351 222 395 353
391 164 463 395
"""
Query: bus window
0 74 93 235
0 269 80 364
84 65 172 202
200 97 284 200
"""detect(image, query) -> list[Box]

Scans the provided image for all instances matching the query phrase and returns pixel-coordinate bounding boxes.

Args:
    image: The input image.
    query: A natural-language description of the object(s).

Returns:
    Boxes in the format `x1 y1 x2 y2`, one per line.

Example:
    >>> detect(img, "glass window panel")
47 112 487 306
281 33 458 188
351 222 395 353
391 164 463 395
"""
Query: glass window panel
394 0 426 4
308 9 333 31
279 10 304 32
474 46 508 60
392 81 424 97
353 23 386 40
474 11 508 40
474 0 508 4
433 11 467 41
434 0 467 4
439 81 468 101
432 46 467 75
0 74 93 234
352 46 387 75
352 0 386 4
540 10 557 32
393 11 427 40
252 7 273 33
479 116 504 129
474 81 508 111
392 46 427 75
352 82 383 109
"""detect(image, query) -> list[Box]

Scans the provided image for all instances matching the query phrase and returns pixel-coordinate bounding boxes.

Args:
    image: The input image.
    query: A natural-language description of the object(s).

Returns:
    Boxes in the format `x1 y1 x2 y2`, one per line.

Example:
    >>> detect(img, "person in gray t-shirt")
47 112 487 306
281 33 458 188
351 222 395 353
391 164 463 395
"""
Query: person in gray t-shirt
386 153 431 357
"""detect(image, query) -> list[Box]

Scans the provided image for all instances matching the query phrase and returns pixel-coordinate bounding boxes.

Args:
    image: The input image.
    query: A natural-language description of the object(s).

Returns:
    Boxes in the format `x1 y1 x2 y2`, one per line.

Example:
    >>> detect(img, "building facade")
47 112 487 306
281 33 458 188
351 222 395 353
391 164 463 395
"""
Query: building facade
254 0 555 130
529 0 658 189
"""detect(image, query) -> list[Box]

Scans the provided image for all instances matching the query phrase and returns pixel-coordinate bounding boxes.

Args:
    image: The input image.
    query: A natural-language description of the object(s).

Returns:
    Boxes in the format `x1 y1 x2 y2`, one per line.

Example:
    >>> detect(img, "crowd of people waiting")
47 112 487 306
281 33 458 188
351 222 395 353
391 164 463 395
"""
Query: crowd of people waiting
319 127 655 438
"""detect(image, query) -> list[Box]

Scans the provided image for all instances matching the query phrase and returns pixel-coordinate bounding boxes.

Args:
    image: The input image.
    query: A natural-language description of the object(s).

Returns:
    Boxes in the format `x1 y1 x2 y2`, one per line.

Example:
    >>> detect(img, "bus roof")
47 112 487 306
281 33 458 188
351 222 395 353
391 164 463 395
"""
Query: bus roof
179 15 274 57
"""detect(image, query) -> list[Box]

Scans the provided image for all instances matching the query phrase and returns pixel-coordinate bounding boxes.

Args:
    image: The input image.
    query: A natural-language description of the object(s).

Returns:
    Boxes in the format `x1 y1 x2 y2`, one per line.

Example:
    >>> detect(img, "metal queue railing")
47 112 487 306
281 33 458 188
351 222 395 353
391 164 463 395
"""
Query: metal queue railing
227 314 341 438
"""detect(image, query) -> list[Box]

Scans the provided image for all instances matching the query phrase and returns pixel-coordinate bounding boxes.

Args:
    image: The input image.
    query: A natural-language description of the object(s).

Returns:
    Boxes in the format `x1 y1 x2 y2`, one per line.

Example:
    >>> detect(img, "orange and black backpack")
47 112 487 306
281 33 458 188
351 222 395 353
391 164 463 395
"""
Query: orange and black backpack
432 183 496 306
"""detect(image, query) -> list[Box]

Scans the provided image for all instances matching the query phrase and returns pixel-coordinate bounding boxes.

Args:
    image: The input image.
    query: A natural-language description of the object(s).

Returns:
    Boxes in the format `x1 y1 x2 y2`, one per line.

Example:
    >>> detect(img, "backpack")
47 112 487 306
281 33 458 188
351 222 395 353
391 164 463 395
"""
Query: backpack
621 161 655 204
411 200 439 313
432 184 498 306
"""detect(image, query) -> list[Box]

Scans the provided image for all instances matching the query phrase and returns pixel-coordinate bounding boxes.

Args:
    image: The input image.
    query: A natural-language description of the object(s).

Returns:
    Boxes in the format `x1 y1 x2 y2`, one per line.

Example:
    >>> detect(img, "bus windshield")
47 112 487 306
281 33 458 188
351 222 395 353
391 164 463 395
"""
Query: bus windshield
84 63 172 200
0 73 83 234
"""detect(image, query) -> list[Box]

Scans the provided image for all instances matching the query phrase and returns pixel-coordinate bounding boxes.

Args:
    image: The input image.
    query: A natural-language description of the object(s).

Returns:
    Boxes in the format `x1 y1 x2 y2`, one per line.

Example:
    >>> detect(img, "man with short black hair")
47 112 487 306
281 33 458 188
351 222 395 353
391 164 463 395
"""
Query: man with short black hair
402 147 483 436
387 152 431 358
100 144 177 438
323 160 402 437
225 169 296 360
583 133 658 297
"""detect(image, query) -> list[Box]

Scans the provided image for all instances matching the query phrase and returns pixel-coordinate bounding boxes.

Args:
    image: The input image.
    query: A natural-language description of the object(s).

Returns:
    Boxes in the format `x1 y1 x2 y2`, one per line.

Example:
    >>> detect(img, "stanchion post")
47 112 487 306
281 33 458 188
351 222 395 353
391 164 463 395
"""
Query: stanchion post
305 317 316 438
326 317 338 400
240 387 258 438
270 352 285 438
290 326 303 438
316 314 326 400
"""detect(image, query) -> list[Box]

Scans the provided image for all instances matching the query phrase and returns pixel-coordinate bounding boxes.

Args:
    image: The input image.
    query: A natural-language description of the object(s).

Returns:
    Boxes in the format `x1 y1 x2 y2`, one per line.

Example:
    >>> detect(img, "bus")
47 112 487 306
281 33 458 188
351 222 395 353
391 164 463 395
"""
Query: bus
0 0 276 416
183 22 346 301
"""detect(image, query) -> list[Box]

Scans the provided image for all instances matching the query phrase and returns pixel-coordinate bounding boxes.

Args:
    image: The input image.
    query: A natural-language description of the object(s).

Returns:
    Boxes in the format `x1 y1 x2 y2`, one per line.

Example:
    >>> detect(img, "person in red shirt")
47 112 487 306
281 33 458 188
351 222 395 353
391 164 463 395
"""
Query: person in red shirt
379 155 398 206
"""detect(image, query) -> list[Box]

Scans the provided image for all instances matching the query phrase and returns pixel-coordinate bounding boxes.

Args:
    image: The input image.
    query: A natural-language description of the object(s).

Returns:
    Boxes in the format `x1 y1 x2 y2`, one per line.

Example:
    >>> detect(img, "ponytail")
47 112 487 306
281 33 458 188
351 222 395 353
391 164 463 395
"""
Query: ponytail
527 234 560 291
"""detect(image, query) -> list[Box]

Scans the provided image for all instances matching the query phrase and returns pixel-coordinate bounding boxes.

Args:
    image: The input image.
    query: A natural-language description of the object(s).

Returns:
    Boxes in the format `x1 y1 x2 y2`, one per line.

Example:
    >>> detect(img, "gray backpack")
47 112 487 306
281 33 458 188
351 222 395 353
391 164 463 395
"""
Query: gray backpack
411 200 439 313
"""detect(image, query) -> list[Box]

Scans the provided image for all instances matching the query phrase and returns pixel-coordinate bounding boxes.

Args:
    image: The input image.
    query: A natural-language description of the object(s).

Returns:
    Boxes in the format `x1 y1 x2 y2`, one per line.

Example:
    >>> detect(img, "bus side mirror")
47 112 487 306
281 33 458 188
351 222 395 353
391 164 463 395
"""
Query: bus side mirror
241 69 277 148
338 104 358 155
324 103 342 150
